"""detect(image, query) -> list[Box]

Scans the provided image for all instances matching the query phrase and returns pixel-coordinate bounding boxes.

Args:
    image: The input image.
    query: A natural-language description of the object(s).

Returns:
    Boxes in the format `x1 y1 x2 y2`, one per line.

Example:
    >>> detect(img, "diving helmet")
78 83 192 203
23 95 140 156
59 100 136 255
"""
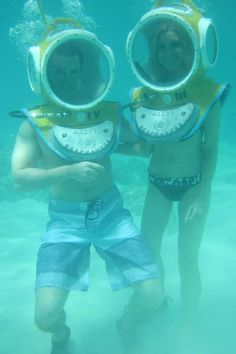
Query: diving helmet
27 18 115 111
126 0 218 92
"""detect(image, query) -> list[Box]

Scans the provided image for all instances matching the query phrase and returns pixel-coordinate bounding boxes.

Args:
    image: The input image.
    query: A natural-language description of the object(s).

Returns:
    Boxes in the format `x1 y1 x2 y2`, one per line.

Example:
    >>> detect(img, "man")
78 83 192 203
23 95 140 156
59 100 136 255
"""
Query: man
12 38 163 354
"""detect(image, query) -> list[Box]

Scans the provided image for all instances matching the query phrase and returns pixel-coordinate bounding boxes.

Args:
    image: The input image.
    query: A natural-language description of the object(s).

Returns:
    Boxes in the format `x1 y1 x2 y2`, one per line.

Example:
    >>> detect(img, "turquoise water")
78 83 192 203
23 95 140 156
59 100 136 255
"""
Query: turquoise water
0 1 236 354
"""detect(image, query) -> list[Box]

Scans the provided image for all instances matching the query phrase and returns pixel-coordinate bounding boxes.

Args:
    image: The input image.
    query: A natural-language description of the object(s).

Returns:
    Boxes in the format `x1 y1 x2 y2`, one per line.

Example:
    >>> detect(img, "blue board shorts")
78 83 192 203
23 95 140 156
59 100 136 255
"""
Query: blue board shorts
36 185 159 291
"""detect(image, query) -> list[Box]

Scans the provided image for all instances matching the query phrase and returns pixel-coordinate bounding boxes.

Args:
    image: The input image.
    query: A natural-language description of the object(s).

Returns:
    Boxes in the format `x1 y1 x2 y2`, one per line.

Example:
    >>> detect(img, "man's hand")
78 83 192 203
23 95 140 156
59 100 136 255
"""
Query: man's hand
68 161 106 183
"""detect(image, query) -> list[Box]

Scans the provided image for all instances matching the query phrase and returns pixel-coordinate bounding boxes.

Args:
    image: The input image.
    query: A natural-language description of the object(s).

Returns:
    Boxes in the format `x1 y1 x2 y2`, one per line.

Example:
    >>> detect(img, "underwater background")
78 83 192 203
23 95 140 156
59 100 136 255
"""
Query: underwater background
0 1 235 353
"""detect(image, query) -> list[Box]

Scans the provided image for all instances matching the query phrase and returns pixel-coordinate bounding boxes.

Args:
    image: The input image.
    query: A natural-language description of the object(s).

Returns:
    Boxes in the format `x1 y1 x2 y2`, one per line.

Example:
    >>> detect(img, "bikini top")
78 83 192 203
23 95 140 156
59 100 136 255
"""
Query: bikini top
129 78 229 143
22 101 121 162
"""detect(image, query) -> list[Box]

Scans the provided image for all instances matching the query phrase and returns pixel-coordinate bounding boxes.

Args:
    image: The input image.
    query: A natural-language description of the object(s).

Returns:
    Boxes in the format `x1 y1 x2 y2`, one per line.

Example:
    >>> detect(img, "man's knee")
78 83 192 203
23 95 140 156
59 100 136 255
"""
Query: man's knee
134 278 164 312
34 287 68 332
35 305 63 332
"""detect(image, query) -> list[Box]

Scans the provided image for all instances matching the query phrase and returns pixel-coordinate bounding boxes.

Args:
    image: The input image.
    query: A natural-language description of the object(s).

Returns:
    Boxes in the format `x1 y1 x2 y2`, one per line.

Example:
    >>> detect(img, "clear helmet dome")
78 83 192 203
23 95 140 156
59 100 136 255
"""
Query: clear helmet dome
28 29 115 110
127 12 201 91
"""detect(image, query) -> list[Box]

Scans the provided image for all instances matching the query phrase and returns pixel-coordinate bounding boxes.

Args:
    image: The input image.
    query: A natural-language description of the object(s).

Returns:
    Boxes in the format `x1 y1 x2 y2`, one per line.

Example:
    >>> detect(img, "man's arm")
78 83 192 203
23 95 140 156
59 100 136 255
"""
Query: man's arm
12 121 105 190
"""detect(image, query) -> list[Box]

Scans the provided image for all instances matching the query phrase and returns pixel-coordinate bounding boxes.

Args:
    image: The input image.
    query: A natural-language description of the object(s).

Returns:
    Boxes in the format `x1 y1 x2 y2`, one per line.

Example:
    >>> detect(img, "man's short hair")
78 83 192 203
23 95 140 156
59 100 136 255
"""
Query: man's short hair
51 40 84 68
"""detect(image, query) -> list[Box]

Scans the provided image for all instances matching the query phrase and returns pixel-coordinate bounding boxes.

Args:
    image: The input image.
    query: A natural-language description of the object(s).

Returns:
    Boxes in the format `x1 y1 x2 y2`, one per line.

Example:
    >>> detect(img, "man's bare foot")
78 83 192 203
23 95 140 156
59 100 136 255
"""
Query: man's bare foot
51 326 71 354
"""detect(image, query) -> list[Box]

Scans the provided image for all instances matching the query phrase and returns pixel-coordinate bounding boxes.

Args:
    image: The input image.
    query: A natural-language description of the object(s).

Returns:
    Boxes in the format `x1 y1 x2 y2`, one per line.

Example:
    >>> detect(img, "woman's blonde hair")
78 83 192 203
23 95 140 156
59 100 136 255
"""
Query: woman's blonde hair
147 20 194 82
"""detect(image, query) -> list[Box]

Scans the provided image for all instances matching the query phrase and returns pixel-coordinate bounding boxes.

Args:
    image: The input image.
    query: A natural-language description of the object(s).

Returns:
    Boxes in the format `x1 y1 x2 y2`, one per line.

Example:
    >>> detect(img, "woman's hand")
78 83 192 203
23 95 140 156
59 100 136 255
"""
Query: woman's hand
184 186 210 223
184 198 205 223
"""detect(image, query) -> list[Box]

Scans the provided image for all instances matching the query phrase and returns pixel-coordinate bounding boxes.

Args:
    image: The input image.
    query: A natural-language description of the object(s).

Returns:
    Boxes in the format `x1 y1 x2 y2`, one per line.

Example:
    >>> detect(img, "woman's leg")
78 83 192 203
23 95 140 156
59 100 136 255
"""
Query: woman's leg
178 189 211 326
141 183 173 287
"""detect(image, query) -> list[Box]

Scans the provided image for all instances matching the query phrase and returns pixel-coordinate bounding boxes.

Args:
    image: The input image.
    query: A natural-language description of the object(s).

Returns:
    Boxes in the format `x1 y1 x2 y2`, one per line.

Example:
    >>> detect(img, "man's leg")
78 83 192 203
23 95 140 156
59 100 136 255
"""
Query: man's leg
117 278 164 354
35 287 70 351
121 278 164 328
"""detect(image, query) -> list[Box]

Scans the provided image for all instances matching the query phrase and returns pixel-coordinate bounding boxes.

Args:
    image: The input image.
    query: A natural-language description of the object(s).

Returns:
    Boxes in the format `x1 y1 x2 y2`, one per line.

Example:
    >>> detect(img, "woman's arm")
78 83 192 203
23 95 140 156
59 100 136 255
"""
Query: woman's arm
183 101 221 222
200 101 221 193
117 117 153 157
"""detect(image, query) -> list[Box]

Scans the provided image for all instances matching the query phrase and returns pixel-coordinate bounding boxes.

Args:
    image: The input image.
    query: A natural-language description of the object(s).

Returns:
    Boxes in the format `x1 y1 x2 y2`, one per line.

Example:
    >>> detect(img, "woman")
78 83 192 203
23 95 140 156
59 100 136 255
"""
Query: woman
127 10 229 329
